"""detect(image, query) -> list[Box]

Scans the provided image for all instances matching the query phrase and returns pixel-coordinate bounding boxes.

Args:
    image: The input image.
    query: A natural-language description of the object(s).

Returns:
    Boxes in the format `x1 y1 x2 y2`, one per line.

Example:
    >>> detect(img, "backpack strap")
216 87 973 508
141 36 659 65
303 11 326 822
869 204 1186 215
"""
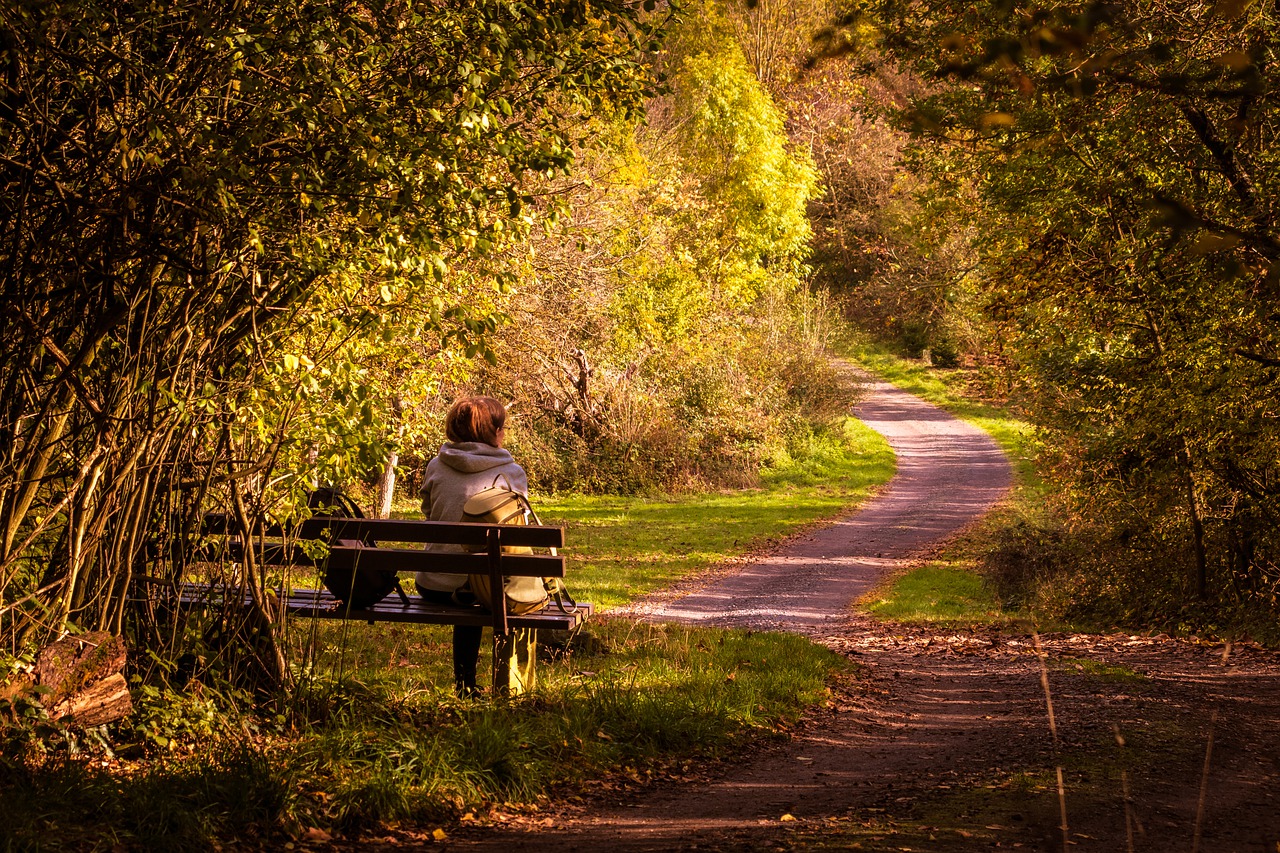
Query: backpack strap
545 576 576 614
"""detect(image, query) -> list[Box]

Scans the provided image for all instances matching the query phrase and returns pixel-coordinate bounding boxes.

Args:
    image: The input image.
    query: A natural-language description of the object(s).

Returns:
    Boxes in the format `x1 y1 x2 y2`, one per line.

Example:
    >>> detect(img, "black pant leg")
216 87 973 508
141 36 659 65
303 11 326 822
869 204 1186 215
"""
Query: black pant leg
417 584 483 695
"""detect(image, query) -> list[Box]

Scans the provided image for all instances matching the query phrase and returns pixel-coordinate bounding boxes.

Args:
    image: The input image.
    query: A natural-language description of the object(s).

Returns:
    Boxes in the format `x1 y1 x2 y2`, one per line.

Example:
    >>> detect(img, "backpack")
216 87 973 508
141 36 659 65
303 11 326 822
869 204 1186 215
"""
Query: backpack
308 488 409 611
461 482 574 617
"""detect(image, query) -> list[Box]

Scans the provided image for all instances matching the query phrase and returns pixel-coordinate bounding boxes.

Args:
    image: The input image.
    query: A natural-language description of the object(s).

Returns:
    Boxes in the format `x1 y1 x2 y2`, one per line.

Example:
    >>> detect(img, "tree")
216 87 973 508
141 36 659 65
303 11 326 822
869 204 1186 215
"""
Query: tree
454 8 850 494
0 0 663 662
872 0 1280 616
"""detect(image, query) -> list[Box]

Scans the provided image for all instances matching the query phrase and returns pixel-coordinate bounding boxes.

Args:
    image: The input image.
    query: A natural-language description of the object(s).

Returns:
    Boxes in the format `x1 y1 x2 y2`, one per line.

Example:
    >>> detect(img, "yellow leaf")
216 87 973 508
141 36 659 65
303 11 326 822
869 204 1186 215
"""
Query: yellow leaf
432 828 447 841
780 813 796 822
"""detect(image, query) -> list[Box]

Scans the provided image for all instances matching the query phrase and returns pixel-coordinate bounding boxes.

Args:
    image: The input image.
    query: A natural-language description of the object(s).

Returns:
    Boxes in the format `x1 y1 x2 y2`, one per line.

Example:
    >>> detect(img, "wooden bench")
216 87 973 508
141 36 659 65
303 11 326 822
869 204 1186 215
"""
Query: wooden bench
153 513 592 694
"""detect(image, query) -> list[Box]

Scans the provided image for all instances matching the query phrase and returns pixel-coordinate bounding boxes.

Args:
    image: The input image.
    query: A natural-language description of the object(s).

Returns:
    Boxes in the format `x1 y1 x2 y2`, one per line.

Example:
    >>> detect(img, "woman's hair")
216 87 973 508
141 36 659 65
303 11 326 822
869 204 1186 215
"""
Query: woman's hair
445 396 507 446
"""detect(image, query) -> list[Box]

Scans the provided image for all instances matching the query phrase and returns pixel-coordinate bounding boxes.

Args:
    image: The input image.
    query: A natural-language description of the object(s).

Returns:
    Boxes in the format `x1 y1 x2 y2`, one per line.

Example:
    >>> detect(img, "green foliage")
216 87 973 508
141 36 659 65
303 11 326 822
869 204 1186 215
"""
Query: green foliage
421 6 834 498
672 41 817 293
122 681 250 755
875 0 1280 623
0 0 664 650
785 41 983 362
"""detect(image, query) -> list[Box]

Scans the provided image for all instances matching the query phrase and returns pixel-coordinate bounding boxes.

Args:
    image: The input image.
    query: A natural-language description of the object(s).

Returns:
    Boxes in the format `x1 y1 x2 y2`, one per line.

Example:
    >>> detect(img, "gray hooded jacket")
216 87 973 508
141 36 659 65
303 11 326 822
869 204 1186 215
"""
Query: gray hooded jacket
416 441 528 592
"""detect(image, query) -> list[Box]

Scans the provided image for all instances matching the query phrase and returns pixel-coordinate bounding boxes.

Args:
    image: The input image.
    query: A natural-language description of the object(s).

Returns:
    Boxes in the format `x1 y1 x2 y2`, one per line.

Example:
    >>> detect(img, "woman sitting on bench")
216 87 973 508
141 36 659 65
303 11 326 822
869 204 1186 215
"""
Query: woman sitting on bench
416 395 528 696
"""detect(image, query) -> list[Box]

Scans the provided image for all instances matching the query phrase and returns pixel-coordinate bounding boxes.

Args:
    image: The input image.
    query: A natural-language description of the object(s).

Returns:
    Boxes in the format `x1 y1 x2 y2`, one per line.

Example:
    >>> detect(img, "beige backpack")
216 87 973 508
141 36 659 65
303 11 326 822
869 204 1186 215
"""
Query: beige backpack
462 484 572 616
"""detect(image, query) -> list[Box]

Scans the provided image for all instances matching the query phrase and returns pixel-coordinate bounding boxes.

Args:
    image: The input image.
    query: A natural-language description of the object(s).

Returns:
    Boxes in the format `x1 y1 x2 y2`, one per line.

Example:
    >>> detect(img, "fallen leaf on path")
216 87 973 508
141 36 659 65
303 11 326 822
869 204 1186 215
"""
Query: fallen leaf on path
780 813 796 821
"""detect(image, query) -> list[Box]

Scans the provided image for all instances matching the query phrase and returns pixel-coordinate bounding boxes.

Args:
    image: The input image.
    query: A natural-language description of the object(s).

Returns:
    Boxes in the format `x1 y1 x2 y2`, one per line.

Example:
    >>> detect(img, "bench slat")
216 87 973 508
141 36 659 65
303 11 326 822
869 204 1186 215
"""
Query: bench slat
203 514 564 549
170 583 592 631
202 543 565 577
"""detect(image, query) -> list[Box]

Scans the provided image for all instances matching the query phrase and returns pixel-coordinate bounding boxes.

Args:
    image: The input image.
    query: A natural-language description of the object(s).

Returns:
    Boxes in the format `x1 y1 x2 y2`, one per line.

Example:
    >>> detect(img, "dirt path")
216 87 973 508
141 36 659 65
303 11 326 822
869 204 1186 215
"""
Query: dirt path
438 379 1280 852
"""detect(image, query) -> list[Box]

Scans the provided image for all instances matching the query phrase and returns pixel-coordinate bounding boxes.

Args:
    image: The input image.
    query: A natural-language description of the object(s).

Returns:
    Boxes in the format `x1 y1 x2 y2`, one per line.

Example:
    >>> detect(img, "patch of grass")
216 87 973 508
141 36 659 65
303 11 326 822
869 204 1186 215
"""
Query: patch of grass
0 743 300 851
9 622 847 848
537 416 894 609
1052 657 1146 682
863 565 1010 625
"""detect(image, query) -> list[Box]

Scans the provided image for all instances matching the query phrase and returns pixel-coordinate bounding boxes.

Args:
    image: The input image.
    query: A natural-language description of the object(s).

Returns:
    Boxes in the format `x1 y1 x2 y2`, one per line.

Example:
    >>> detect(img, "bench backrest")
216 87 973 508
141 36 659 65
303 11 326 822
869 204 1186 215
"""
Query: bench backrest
202 514 565 578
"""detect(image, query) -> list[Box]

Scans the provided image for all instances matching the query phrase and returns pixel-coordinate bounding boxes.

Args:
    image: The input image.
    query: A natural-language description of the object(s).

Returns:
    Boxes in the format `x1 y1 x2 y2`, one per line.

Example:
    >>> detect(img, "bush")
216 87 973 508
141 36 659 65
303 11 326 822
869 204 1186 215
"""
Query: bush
980 518 1078 609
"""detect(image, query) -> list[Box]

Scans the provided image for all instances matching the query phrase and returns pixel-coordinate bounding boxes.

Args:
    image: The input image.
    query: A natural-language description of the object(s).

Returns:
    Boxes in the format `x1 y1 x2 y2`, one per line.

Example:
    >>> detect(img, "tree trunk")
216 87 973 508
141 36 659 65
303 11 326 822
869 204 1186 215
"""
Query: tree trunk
376 397 407 519
376 448 399 519
1183 465 1209 601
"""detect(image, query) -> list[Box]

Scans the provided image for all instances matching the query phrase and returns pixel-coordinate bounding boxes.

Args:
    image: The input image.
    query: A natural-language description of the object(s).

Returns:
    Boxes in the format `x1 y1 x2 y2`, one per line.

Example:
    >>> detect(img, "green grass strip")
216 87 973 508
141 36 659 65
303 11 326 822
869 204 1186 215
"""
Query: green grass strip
864 565 1009 624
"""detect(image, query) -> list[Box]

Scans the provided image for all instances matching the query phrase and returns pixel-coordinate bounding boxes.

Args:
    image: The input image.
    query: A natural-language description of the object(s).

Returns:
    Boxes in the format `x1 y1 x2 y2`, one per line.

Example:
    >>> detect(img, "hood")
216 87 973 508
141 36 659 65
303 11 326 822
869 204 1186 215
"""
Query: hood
436 441 517 474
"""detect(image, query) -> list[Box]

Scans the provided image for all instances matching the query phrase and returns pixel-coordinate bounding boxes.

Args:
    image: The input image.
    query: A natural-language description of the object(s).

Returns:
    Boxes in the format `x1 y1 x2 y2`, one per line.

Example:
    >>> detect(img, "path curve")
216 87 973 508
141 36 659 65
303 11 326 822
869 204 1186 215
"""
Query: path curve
622 374 1012 634
434 375 1024 853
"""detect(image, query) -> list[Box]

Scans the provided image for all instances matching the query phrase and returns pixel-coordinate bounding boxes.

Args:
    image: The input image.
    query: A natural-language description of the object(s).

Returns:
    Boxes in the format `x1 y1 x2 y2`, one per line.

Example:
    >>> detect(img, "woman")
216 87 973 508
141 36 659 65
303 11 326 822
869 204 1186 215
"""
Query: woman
417 395 527 695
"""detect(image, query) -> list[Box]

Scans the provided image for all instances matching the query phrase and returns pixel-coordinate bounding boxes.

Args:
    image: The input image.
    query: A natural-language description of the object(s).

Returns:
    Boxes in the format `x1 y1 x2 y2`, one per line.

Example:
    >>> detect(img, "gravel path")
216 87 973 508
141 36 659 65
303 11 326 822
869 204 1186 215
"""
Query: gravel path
620 375 1011 635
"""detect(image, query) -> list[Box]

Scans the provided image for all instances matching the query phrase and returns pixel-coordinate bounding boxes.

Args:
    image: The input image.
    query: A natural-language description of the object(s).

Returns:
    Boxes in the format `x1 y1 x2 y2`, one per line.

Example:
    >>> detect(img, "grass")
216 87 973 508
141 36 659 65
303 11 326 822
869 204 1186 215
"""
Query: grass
1052 657 1146 682
537 417 895 609
863 564 1010 625
7 415 893 849
2 623 849 850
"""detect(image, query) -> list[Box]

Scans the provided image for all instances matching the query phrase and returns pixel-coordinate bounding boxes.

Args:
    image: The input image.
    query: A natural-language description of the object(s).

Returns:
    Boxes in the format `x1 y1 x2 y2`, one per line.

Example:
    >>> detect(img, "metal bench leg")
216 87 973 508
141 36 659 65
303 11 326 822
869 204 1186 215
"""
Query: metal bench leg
492 628 537 696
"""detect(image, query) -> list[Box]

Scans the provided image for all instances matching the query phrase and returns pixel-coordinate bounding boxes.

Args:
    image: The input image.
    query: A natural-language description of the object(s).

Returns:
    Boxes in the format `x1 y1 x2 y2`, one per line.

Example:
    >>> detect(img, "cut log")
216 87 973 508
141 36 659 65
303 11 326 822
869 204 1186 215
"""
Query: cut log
49 672 132 727
0 632 138 727
34 631 127 709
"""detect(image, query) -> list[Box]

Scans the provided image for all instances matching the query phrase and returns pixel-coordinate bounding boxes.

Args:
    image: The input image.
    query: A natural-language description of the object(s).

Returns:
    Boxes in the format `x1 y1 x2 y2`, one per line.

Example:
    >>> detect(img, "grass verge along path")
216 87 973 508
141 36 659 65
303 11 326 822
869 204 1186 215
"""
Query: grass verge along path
538 416 895 609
